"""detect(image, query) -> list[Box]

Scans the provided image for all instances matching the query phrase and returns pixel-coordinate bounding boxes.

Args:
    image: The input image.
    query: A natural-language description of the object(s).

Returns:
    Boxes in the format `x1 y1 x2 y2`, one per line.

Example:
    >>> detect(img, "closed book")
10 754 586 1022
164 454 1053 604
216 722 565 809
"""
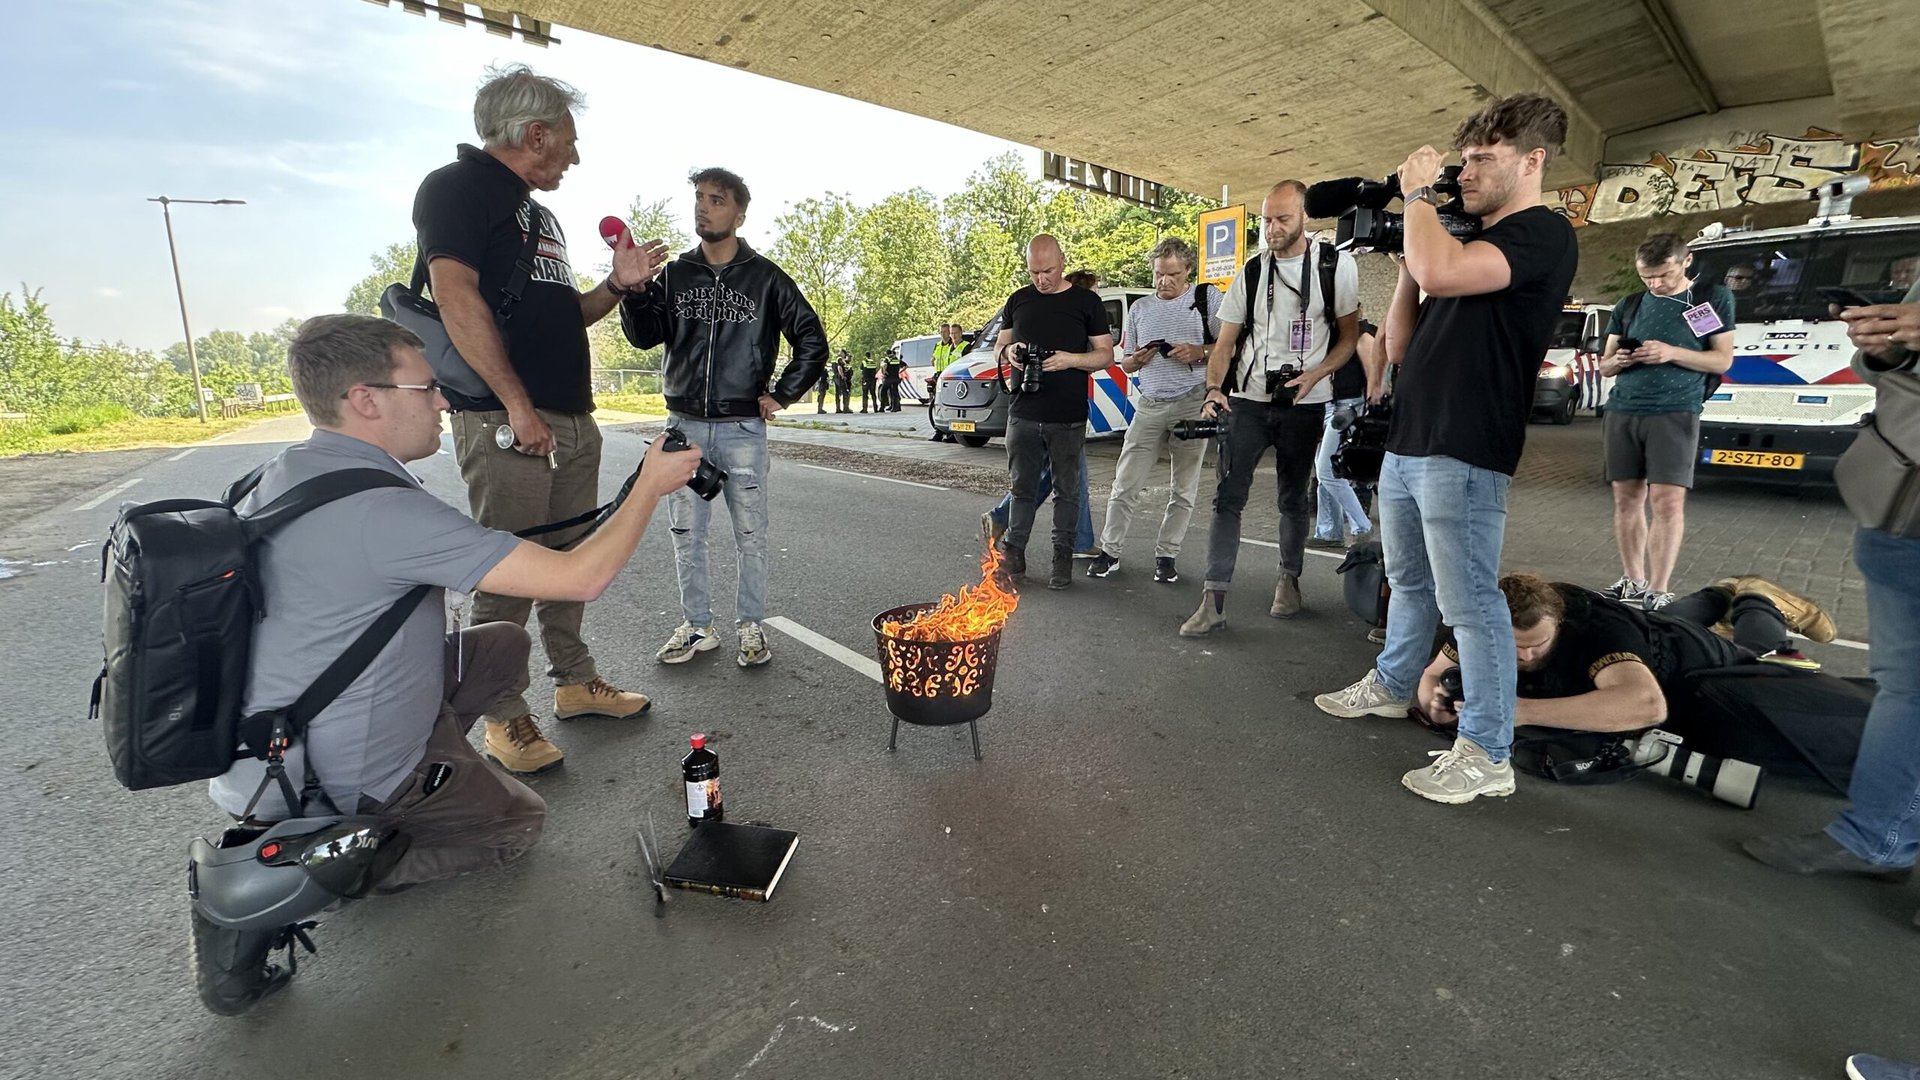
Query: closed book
662 821 799 902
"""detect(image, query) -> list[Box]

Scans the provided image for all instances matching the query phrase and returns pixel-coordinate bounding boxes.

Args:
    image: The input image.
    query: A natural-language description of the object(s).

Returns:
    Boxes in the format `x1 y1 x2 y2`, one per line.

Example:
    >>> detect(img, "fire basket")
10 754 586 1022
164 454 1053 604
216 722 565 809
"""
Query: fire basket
872 603 1003 760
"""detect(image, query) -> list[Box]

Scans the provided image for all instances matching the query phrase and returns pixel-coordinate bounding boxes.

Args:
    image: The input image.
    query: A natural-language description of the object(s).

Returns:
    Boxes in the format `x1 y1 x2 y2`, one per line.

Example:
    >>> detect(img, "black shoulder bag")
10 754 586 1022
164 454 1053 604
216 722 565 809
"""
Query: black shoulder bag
379 200 546 401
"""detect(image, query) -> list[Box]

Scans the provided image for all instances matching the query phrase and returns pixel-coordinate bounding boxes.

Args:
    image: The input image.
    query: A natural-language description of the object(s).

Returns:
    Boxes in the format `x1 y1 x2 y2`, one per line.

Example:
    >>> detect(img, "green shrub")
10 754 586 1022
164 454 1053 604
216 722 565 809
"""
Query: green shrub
42 403 134 435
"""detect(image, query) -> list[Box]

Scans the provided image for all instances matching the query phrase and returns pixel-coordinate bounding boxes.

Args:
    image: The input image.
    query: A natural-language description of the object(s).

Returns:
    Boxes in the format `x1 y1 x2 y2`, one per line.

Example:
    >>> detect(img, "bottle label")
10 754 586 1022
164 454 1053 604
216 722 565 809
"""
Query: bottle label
686 778 720 819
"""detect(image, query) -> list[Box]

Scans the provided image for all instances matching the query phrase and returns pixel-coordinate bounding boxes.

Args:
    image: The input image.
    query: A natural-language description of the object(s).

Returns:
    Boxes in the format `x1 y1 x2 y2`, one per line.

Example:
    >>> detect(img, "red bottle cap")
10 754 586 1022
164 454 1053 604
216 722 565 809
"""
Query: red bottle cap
690 734 707 749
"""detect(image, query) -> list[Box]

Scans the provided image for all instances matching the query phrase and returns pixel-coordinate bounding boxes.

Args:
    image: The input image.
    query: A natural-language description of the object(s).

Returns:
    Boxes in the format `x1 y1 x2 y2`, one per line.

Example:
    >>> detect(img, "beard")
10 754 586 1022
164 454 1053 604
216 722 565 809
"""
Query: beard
695 223 734 243
1267 224 1303 253
1462 172 1516 217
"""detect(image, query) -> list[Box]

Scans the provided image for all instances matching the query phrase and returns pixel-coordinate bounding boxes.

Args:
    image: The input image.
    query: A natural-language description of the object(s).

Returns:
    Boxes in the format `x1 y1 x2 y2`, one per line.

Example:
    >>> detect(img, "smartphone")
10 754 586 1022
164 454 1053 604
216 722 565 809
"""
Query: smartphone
1818 286 1875 309
1143 339 1173 356
1615 336 1643 352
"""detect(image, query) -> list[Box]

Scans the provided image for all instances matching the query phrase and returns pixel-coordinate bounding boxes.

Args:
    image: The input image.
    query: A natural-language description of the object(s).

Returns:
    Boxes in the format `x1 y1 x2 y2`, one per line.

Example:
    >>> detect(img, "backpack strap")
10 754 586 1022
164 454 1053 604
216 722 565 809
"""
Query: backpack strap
494 199 547 322
240 468 417 545
1226 253 1264 394
1615 292 1645 339
1192 283 1215 346
409 197 545 323
1318 242 1343 350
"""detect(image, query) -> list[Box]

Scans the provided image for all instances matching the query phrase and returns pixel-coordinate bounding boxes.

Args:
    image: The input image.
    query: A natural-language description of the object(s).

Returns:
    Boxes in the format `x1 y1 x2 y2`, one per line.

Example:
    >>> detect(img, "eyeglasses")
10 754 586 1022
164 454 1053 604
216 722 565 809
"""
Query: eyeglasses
344 380 440 398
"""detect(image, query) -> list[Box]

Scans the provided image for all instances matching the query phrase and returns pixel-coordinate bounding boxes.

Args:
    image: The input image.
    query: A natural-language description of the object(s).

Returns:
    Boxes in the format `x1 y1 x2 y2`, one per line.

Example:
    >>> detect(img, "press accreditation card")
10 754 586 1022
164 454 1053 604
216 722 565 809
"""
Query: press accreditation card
1682 302 1724 337
1288 316 1313 354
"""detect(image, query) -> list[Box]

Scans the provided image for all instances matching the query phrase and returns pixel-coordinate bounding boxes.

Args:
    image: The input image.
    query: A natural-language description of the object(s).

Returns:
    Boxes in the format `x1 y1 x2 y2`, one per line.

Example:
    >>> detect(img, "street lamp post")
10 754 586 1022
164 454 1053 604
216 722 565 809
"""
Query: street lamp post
149 196 245 422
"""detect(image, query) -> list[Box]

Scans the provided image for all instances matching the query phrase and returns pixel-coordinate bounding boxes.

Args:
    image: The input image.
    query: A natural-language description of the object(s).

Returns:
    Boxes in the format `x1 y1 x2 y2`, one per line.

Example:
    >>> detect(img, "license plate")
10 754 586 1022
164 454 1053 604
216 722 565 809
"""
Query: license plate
950 421 976 433
1703 448 1805 470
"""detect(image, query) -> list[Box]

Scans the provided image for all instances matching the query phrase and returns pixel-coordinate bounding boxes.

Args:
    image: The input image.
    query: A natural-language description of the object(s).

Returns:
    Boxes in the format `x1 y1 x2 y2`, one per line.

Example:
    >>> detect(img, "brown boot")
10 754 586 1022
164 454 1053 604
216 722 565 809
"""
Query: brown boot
1270 572 1302 618
1715 576 1837 643
555 677 652 721
1179 591 1228 637
484 715 564 774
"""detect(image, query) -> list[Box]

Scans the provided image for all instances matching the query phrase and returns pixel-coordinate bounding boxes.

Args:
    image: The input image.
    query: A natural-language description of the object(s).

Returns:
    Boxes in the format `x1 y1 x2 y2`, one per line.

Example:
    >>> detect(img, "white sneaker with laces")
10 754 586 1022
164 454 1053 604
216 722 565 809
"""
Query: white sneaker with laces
737 621 772 667
656 622 718 664
1401 737 1517 804
1603 576 1647 602
1642 591 1675 611
1313 669 1411 718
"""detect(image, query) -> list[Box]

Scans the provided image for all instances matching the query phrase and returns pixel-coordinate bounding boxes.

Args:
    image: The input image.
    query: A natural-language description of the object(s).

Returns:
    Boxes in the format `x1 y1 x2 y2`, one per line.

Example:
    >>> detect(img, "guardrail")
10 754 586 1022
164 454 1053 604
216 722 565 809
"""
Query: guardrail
219 394 299 420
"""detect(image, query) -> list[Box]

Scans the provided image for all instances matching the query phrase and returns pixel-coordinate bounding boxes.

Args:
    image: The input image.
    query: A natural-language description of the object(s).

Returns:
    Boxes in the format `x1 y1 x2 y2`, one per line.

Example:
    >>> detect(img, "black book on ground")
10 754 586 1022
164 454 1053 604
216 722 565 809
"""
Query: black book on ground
663 821 799 902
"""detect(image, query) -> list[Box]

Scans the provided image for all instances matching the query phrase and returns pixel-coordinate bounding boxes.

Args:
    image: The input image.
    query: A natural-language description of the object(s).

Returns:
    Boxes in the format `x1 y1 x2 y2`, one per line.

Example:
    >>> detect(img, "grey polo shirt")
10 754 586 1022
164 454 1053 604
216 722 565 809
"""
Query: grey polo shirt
209 430 519 819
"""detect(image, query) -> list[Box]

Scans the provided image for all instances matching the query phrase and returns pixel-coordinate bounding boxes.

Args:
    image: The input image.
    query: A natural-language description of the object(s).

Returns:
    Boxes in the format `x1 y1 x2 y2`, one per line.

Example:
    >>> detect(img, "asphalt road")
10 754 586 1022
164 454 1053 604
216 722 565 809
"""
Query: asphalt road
1 419 1914 1080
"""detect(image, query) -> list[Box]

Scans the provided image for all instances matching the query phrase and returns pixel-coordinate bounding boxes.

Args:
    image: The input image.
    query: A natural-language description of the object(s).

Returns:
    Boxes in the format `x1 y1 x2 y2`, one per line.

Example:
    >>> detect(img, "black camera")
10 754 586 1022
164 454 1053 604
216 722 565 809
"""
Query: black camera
1308 166 1481 255
1171 417 1223 441
1264 365 1303 407
1437 666 1464 711
1331 398 1392 485
1014 344 1055 395
659 427 726 501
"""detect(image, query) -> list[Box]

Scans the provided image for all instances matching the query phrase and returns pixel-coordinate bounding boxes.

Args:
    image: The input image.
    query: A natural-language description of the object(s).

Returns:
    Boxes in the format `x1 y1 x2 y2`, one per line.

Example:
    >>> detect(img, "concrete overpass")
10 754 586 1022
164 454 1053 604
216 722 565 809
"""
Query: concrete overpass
369 0 1920 208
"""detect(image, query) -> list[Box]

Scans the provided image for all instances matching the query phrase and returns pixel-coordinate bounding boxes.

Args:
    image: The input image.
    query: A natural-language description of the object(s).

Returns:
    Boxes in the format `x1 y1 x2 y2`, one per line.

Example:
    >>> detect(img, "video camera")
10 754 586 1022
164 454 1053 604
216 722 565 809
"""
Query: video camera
1330 398 1392 485
1305 166 1481 255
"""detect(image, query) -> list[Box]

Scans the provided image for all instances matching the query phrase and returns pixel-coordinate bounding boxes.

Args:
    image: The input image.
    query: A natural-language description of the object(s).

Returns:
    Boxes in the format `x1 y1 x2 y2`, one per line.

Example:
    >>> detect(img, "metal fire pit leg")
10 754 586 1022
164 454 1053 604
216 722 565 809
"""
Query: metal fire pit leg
888 714 900 752
968 718 982 761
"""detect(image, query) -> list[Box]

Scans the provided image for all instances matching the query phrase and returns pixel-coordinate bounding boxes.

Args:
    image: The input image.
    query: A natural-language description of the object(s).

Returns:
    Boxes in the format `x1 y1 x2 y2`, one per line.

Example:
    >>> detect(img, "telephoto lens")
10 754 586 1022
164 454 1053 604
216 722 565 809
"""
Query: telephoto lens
1628 731 1763 809
1171 418 1223 441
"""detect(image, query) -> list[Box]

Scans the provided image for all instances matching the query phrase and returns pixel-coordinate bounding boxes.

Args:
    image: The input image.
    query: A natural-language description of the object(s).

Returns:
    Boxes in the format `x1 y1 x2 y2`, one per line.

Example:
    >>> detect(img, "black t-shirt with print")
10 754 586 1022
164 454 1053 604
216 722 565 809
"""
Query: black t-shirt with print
1387 206 1578 475
1441 584 1739 700
1003 285 1112 424
412 144 593 413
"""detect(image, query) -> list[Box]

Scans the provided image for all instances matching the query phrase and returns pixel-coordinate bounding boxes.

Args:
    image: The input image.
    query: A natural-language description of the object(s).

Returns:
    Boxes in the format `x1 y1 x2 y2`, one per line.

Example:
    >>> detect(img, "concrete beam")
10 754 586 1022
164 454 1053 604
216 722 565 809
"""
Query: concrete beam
1817 0 1920 139
1360 0 1608 184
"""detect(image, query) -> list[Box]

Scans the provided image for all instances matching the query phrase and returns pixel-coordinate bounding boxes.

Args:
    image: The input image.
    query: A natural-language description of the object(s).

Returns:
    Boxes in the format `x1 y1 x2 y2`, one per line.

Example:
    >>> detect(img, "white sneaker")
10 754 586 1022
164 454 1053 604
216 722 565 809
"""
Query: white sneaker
1401 737 1517 804
656 623 718 664
737 621 772 667
1313 669 1411 718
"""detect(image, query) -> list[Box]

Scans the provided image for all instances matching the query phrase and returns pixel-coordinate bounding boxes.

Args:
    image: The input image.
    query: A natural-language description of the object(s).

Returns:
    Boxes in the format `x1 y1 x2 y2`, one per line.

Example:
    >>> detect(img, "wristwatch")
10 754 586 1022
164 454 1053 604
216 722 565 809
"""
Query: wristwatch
1404 186 1437 207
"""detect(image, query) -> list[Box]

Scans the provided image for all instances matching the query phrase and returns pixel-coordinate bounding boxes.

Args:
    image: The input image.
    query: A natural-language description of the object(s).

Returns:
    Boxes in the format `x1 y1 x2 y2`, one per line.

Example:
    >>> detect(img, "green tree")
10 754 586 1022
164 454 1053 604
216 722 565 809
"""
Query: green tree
848 190 951 357
344 241 417 316
586 196 692 389
769 193 860 351
942 152 1048 328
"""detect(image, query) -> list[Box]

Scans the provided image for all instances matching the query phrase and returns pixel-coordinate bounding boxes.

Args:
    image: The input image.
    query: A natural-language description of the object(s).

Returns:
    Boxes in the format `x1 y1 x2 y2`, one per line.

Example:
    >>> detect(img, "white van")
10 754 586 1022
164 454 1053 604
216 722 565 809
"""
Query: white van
890 334 940 404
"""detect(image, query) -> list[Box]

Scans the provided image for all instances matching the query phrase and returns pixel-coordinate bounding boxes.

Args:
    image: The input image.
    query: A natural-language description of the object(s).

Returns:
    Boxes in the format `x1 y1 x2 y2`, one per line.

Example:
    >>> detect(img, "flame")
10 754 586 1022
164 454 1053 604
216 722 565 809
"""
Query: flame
881 543 1020 642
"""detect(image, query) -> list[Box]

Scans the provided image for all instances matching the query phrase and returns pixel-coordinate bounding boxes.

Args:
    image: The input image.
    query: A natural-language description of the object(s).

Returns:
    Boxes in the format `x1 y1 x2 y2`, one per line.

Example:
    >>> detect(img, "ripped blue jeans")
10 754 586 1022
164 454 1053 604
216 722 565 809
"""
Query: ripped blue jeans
665 415 771 627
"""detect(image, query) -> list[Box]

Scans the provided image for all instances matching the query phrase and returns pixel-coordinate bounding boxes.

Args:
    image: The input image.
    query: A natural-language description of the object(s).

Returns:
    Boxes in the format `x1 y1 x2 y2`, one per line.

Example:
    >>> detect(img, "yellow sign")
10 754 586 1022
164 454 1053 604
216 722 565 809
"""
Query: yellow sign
1197 205 1247 286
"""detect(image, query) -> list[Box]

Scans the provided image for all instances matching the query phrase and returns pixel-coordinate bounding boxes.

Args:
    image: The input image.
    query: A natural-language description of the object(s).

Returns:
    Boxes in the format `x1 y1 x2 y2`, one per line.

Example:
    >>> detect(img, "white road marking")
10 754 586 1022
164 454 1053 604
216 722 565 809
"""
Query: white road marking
786 461 946 491
74 478 141 512
166 448 195 461
1240 536 1341 561
763 616 882 682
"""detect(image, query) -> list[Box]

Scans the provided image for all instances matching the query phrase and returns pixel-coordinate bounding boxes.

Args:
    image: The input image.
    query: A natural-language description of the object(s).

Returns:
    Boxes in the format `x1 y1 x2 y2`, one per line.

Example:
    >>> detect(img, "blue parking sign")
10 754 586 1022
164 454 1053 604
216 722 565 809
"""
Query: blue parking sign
1206 219 1235 258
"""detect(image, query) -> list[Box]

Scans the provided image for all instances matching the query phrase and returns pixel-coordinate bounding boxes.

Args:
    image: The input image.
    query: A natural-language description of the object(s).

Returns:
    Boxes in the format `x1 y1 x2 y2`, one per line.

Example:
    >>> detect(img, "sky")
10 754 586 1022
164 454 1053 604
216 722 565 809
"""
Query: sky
0 0 1028 351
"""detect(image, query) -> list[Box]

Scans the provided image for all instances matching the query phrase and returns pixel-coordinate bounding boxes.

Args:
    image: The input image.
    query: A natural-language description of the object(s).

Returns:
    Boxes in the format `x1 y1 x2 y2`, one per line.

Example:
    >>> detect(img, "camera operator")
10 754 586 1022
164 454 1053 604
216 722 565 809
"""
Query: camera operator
1087 237 1219 584
202 314 699 1012
1179 180 1359 636
1415 573 1833 737
1315 94 1578 805
992 234 1115 589
1597 233 1736 611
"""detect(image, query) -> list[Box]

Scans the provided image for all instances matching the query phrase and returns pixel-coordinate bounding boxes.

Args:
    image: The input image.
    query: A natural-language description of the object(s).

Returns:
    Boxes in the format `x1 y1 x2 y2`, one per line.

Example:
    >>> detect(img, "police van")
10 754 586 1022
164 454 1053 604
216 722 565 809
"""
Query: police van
891 334 940 404
931 287 1152 446
1590 178 1917 482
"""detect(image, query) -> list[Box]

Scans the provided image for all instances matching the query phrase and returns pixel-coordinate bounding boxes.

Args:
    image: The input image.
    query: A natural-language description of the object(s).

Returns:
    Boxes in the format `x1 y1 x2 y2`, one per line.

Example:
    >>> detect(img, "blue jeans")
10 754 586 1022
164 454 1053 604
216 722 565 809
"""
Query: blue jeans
1827 526 1920 868
1314 397 1373 540
991 448 1095 552
665 415 771 627
1372 452 1516 761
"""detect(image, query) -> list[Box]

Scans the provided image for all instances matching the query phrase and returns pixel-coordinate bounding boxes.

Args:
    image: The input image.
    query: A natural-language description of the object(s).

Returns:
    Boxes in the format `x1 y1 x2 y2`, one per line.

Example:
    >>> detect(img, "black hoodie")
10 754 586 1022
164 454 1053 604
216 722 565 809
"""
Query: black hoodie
619 239 828 419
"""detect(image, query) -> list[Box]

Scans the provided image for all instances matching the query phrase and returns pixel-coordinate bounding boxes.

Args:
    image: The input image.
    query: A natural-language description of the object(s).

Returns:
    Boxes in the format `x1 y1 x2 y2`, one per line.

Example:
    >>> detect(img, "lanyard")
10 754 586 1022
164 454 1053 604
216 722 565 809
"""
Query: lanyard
1258 244 1313 371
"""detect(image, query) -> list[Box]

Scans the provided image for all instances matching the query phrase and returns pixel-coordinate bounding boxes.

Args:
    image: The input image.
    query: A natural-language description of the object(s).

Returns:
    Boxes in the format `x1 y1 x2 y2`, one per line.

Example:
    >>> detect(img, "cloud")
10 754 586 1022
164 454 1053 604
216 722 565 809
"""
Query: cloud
94 287 123 299
252 304 295 321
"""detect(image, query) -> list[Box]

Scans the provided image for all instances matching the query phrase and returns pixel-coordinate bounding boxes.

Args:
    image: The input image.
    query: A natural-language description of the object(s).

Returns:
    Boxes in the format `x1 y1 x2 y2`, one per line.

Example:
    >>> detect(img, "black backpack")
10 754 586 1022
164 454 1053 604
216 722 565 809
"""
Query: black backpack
91 466 428 793
1226 243 1342 393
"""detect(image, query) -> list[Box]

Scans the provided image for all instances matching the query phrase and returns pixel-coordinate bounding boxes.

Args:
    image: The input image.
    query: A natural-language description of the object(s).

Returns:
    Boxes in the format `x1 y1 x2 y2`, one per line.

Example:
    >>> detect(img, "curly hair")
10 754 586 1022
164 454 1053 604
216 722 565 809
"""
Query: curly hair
1500 572 1566 629
1453 94 1568 164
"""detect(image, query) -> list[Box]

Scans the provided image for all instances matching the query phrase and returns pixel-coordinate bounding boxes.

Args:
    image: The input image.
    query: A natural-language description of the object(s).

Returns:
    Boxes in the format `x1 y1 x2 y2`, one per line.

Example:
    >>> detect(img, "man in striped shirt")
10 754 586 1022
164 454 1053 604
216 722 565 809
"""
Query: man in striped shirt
1086 237 1220 583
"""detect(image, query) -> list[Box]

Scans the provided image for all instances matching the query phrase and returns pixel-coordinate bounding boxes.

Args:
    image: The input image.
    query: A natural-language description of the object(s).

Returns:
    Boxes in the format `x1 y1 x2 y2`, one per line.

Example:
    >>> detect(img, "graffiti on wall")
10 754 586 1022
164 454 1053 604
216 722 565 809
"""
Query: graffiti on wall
1545 128 1920 228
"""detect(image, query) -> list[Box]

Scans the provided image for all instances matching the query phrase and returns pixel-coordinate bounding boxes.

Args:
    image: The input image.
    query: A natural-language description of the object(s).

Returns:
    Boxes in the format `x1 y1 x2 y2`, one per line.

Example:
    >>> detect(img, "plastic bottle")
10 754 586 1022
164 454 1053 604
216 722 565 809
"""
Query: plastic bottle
682 733 722 827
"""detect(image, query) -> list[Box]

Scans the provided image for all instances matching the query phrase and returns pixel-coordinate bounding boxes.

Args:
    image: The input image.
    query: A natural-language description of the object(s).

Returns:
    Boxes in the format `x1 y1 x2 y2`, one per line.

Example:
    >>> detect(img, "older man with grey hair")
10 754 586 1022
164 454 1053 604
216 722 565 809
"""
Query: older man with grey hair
409 64 670 776
1086 236 1220 584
